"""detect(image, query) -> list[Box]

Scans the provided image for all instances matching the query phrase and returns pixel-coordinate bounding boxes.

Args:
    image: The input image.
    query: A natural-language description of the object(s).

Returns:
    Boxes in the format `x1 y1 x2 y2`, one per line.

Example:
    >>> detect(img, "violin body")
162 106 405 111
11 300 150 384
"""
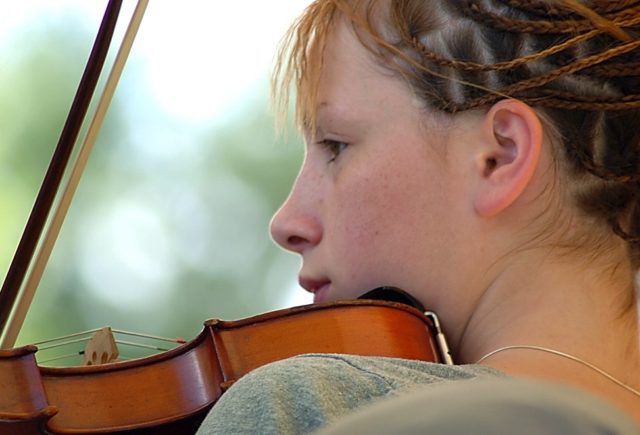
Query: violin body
0 299 442 434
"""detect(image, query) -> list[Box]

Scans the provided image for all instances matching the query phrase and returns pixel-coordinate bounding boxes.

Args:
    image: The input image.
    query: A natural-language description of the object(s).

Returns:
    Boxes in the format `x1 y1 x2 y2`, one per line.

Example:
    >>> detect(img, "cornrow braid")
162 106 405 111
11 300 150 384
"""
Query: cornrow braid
611 217 640 244
407 14 640 73
462 1 640 35
582 60 640 77
409 29 600 72
396 0 640 252
559 112 640 183
444 39 640 112
499 0 640 16
525 91 640 111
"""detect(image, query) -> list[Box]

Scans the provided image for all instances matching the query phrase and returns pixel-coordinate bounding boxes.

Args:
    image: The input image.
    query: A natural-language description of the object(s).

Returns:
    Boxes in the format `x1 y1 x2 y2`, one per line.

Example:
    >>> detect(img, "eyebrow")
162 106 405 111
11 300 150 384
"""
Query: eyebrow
310 99 370 140
315 101 330 117
315 101 350 122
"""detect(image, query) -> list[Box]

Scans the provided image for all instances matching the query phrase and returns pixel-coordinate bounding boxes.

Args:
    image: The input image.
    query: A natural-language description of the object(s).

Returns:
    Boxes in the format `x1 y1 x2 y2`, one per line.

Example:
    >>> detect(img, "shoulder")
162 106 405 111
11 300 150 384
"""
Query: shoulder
196 354 504 435
317 378 640 435
241 352 503 383
221 354 504 399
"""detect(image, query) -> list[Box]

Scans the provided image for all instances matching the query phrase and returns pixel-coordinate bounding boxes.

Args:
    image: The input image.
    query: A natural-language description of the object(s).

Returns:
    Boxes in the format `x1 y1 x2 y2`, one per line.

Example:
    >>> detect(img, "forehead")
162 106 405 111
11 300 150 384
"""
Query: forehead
294 1 390 130
321 20 384 88
316 22 380 107
311 20 420 128
306 23 443 157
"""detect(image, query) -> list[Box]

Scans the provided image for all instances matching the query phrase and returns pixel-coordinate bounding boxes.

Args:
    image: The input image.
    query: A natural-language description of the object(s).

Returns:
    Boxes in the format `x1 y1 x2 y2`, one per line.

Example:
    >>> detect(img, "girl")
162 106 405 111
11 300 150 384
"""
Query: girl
198 0 640 433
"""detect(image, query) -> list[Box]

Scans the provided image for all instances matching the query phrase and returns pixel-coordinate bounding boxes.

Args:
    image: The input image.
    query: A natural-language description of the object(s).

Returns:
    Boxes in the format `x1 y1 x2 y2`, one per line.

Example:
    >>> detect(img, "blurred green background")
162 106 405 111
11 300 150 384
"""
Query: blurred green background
0 1 309 364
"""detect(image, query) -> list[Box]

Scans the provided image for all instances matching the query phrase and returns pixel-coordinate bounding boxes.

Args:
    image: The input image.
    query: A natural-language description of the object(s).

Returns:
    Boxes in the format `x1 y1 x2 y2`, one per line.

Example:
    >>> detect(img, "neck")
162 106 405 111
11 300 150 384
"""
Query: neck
456 247 640 421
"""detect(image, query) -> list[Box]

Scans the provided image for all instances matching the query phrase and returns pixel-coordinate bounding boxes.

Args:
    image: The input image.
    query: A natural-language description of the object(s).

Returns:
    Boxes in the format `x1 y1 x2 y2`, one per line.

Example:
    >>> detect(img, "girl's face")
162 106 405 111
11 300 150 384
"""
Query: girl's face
270 22 472 312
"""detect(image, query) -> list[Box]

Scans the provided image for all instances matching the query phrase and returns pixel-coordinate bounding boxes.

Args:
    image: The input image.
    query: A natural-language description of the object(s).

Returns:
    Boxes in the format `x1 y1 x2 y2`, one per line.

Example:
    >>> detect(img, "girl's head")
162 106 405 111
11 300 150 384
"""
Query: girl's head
270 0 640 316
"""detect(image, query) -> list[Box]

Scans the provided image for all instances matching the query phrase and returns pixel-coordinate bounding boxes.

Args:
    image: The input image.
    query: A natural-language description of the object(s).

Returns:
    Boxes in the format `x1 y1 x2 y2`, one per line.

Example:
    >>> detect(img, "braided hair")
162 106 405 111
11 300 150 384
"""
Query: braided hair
273 0 640 268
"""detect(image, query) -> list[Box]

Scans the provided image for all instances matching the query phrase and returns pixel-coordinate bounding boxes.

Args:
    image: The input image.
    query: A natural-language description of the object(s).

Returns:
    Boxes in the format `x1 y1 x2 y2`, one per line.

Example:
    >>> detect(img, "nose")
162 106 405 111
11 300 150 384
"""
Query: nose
270 172 323 255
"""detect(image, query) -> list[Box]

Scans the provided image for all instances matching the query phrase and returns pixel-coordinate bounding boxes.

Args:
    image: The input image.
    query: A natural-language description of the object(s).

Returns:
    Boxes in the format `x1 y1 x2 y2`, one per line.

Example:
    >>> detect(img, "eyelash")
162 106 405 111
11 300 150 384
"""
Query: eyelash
317 139 349 163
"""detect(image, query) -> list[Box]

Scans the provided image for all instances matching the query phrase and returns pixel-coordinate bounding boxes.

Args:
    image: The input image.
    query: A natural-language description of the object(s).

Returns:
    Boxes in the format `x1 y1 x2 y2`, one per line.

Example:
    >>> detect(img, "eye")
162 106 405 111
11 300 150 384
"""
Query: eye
318 139 349 163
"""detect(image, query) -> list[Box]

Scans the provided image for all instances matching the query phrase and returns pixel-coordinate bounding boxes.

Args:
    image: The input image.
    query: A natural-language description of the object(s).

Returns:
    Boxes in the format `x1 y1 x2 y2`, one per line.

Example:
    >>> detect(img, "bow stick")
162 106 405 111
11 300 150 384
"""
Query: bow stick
0 0 148 348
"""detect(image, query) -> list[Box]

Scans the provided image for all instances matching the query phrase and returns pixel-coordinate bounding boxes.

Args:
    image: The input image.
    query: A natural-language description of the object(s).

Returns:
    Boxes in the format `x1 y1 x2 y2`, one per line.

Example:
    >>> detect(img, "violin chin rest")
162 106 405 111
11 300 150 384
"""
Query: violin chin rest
358 287 426 312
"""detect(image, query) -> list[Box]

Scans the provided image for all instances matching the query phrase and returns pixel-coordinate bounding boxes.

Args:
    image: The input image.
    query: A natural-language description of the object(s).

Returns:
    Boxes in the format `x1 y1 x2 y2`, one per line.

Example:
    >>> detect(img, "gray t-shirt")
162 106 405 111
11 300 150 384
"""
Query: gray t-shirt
196 353 640 434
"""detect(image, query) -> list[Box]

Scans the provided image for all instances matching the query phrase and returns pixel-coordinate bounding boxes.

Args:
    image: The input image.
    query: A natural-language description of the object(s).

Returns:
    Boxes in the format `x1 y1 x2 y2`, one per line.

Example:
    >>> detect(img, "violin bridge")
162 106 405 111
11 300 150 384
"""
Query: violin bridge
81 326 119 365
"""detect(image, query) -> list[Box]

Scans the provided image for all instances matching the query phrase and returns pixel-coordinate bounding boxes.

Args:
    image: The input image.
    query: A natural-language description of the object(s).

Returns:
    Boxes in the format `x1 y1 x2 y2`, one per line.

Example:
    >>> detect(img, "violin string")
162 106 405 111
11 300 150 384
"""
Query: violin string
111 328 187 344
38 350 136 365
114 340 172 352
33 328 184 348
39 338 172 352
36 336 93 351
38 352 87 365
31 327 104 345
37 341 169 366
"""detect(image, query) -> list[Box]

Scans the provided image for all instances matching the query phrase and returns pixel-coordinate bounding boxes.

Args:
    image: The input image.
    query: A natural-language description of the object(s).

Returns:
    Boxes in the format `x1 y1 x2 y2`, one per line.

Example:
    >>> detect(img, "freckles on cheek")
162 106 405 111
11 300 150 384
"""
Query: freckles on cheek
334 173 392 250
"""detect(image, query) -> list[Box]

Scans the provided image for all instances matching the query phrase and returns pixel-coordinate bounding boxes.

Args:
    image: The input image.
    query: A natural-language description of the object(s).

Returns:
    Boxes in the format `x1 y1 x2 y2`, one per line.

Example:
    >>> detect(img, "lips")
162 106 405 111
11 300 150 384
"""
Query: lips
299 277 331 304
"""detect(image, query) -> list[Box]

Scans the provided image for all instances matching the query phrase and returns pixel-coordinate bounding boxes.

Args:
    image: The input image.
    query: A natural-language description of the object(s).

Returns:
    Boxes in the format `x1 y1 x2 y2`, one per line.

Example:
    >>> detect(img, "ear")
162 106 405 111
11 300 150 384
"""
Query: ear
473 99 543 218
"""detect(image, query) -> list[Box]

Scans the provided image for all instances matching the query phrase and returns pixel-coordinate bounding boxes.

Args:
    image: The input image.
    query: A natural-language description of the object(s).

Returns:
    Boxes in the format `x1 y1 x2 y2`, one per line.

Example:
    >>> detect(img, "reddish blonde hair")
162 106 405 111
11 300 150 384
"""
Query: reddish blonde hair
272 0 640 290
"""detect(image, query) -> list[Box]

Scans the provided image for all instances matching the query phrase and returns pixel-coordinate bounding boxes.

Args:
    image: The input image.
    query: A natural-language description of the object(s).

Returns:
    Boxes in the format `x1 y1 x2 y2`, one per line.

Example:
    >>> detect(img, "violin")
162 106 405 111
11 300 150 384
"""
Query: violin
0 2 453 434
0 293 451 434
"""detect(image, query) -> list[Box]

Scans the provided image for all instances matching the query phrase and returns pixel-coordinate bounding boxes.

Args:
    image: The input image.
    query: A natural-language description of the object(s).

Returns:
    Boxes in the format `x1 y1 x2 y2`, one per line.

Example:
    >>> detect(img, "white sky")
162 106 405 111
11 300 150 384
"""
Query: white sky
0 1 310 122
136 1 308 122
0 1 314 313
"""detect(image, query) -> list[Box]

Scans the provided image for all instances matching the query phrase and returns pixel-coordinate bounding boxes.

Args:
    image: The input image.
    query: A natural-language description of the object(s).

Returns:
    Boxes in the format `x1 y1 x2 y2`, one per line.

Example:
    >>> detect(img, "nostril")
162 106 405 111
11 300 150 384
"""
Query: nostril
287 235 307 246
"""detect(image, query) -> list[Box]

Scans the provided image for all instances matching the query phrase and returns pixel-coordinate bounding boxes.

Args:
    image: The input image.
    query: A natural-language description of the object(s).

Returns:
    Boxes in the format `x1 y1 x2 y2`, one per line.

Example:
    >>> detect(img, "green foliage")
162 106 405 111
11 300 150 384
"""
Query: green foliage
1 7 304 365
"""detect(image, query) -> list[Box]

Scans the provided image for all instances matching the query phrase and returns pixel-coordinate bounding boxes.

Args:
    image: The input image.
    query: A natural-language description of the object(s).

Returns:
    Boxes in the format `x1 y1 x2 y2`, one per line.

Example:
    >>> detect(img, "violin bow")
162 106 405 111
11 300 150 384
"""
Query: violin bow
0 0 149 349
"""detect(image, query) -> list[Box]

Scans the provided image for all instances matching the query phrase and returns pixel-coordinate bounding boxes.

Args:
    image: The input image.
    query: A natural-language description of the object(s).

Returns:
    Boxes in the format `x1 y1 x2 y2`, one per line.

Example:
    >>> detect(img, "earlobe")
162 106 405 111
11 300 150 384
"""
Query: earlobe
473 99 543 218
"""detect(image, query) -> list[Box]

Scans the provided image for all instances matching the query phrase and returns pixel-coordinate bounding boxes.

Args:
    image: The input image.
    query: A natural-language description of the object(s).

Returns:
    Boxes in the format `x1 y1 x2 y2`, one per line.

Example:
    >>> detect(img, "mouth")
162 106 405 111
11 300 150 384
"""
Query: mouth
298 277 331 304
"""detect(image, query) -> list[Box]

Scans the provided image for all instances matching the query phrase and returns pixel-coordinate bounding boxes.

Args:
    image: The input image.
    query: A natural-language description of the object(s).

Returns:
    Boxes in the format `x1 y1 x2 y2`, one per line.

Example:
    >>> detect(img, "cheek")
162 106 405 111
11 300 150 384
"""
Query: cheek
328 156 444 288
